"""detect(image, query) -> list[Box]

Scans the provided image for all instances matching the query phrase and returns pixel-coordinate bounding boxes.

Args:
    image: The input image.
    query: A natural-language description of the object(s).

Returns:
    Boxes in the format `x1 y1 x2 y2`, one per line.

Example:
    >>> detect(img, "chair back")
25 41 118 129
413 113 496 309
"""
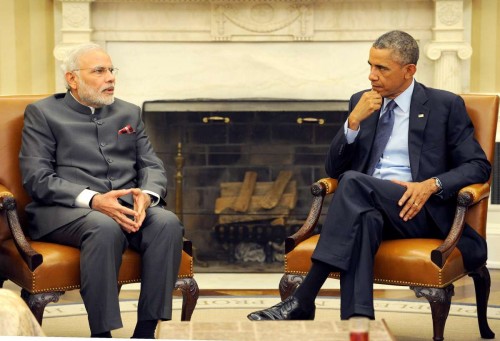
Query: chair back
461 94 499 238
0 95 47 241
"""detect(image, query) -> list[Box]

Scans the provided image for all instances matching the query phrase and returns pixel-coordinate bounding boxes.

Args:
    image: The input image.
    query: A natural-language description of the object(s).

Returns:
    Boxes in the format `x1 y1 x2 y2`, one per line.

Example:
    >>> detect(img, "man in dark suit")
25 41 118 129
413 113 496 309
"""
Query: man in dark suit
19 43 184 338
247 30 490 321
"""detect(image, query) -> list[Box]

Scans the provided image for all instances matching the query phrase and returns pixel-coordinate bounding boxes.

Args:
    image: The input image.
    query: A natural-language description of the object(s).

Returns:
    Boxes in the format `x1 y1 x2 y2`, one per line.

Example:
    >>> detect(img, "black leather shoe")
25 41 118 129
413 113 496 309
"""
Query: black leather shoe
247 296 315 321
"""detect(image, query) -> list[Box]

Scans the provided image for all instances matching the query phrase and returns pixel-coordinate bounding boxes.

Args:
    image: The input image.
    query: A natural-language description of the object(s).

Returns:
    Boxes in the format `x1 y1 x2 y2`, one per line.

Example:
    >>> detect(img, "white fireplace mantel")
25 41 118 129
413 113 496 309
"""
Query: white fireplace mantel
53 0 500 269
54 0 473 99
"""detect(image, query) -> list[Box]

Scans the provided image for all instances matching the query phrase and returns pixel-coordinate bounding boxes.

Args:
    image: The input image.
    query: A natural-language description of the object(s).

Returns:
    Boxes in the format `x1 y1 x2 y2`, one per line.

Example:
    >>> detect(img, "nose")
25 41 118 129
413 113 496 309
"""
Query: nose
368 66 378 81
105 70 115 82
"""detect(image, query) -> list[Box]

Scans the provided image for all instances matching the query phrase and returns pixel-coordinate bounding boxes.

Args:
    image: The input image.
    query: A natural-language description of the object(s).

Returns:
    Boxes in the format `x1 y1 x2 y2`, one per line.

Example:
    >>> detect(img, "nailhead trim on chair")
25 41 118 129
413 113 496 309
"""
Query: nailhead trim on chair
24 248 194 293
22 252 194 293
318 179 330 193
187 259 194 277
31 283 81 293
28 274 194 293
284 270 467 288
177 274 193 279
27 275 195 294
283 241 469 289
118 278 142 285
0 192 14 198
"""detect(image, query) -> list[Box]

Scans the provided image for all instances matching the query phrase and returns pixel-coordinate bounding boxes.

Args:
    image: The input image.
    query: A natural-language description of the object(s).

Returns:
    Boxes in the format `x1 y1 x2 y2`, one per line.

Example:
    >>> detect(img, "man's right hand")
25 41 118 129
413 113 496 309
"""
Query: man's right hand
90 189 140 233
347 90 383 130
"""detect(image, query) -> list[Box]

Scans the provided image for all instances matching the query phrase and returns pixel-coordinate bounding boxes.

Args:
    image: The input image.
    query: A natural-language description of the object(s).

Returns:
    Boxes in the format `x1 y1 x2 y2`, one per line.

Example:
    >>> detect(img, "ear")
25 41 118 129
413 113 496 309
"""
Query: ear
404 64 417 79
65 71 78 90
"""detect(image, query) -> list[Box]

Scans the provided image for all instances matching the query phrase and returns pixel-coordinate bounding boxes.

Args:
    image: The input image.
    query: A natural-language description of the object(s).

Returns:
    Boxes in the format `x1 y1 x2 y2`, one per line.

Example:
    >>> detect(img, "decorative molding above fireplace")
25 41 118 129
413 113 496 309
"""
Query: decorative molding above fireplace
53 0 472 102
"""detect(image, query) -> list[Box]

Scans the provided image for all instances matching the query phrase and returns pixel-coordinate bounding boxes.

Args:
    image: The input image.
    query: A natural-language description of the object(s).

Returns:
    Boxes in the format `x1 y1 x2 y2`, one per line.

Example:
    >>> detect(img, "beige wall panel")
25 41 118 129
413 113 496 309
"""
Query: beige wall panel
29 0 55 94
0 0 55 96
471 0 500 93
14 0 32 94
0 0 18 94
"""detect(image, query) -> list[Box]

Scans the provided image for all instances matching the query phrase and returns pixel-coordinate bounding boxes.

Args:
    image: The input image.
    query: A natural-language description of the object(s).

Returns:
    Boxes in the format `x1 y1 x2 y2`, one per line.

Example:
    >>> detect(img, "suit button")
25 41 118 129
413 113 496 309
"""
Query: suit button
100 142 106 147
109 176 115 181
107 158 113 163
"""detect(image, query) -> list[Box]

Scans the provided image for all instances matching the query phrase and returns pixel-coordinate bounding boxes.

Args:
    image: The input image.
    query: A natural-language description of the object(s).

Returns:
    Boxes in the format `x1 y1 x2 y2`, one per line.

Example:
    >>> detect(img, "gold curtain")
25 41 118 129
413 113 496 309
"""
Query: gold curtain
0 0 55 95
471 0 500 93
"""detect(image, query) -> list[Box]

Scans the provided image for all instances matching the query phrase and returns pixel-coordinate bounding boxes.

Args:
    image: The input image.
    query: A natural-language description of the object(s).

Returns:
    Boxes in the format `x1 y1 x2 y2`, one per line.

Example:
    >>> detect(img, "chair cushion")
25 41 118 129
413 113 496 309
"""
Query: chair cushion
0 240 193 293
285 235 467 287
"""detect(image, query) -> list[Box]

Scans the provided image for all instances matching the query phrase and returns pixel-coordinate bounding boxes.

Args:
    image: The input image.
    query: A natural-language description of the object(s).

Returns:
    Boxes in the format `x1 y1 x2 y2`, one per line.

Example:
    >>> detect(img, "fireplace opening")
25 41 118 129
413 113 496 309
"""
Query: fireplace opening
143 99 348 272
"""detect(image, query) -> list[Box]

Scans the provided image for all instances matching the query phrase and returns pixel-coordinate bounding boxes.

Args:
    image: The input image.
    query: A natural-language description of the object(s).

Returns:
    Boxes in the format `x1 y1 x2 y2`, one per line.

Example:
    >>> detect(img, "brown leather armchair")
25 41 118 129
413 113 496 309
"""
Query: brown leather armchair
0 95 199 325
280 94 499 341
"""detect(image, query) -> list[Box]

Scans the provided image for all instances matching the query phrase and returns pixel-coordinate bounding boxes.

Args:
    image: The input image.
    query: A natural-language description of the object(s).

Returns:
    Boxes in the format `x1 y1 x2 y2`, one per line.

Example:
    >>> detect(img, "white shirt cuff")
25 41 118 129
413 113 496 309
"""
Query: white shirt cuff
344 120 359 144
75 189 100 208
142 190 160 207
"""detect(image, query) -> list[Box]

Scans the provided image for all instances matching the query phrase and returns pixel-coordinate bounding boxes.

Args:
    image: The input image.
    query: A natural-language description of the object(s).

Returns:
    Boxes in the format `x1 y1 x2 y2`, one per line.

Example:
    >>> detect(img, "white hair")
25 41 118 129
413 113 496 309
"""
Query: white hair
61 43 105 89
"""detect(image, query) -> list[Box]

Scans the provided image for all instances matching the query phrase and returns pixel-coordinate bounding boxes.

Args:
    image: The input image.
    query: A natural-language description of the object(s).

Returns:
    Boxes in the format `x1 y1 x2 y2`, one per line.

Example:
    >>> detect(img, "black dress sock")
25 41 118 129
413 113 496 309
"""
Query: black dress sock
293 260 338 310
91 331 112 338
131 319 158 339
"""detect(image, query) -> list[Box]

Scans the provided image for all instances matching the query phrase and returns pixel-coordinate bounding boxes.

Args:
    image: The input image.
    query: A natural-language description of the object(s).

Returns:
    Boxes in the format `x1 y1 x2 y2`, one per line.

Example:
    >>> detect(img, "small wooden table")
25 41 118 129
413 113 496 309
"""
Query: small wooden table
157 320 396 340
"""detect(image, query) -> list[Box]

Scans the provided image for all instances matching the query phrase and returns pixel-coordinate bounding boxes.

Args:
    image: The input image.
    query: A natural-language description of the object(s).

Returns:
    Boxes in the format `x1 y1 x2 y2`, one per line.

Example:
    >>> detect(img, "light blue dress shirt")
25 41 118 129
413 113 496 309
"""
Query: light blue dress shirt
344 80 415 182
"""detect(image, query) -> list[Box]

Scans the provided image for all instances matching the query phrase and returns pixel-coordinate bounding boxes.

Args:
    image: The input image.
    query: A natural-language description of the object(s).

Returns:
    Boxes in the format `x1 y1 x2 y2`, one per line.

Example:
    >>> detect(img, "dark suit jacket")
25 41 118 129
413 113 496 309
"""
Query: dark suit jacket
20 92 168 240
325 81 491 270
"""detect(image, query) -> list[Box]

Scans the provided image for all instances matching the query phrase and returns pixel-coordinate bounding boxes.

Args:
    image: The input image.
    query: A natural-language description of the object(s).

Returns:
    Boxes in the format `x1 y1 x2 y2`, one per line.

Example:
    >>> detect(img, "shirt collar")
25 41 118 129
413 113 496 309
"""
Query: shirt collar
69 91 96 114
383 78 415 113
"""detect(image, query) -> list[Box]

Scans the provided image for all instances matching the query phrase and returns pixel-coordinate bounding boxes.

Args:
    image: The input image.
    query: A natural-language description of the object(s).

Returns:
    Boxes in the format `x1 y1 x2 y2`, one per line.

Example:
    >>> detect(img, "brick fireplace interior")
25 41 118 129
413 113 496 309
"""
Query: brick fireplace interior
143 99 348 272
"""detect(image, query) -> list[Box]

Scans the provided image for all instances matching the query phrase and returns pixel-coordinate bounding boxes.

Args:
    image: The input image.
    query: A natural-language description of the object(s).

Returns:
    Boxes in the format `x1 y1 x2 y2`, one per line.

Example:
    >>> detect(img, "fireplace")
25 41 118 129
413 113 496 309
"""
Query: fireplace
143 99 348 271
52 0 493 270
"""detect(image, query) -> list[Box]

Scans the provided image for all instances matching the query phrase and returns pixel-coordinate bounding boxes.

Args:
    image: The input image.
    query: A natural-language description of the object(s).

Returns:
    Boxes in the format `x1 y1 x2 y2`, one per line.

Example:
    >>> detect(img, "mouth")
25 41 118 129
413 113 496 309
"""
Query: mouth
103 87 114 94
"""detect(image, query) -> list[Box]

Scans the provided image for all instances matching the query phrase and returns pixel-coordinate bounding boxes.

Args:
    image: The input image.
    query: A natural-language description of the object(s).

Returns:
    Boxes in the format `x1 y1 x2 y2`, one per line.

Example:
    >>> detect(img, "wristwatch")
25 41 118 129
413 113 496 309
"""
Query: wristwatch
432 177 443 194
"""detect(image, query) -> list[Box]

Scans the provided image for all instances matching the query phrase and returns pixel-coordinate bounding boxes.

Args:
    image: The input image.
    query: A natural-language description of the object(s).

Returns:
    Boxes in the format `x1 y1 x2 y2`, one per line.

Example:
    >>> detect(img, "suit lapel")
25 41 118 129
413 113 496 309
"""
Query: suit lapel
408 83 430 181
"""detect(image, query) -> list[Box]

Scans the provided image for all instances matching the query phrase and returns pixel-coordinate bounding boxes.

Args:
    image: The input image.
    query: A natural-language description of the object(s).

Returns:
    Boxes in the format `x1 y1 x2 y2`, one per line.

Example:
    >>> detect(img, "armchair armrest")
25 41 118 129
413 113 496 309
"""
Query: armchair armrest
431 183 490 268
285 178 338 253
316 178 339 196
0 185 43 271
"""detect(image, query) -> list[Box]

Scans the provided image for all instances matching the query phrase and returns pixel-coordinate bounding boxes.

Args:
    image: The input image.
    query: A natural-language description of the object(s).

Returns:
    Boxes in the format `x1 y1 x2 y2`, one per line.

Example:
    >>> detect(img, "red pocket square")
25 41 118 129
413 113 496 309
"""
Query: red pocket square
118 124 135 134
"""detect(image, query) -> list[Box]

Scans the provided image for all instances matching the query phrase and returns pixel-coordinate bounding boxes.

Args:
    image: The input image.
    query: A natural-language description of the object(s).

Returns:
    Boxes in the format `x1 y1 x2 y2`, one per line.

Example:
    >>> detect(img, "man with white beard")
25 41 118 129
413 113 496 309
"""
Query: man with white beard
19 43 184 339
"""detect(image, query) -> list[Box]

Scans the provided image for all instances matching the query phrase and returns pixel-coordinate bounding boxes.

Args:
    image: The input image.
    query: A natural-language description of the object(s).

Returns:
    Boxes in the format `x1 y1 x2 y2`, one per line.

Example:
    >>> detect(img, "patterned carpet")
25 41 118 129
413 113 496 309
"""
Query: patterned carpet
38 296 500 340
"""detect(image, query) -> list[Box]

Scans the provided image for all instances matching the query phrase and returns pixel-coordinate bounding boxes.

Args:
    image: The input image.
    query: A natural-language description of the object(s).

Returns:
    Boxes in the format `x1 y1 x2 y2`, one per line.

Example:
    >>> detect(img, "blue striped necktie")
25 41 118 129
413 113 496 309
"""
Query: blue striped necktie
367 100 397 175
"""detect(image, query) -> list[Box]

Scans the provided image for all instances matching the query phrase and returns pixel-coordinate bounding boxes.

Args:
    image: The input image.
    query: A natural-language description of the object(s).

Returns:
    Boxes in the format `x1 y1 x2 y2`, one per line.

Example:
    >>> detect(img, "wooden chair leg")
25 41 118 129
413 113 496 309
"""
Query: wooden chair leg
21 289 64 326
469 265 495 339
279 273 304 301
175 277 199 321
411 285 454 341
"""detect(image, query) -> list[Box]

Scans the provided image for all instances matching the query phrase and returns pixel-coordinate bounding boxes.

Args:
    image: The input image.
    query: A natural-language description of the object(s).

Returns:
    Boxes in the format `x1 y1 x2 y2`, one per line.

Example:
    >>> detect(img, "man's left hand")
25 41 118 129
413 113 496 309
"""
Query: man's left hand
391 178 438 221
131 188 151 227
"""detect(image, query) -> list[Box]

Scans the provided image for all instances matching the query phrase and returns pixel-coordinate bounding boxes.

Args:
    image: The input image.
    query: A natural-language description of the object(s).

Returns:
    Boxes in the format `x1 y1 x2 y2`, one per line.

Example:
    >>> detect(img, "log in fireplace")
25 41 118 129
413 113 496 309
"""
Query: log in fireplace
142 99 348 272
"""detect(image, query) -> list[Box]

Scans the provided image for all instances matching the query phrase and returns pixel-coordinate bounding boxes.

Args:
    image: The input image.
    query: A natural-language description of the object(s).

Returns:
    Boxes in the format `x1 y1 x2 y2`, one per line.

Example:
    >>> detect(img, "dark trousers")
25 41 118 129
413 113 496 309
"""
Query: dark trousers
312 171 441 319
43 207 184 334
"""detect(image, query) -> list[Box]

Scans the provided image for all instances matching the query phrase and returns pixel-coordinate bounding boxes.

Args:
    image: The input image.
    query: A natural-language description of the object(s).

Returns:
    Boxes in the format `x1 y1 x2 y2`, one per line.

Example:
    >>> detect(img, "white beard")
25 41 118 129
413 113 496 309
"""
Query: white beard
77 79 115 108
